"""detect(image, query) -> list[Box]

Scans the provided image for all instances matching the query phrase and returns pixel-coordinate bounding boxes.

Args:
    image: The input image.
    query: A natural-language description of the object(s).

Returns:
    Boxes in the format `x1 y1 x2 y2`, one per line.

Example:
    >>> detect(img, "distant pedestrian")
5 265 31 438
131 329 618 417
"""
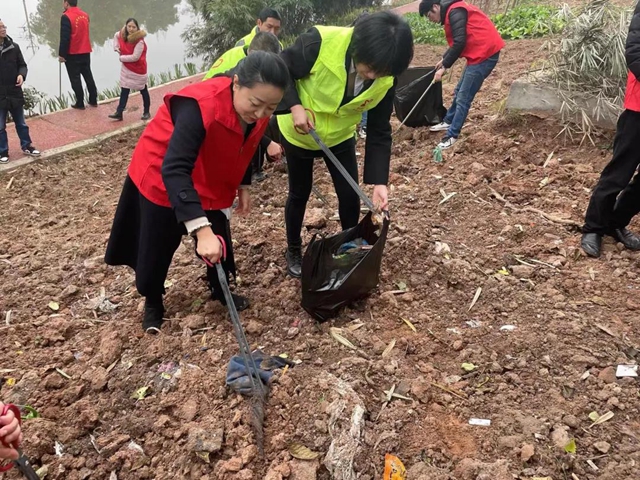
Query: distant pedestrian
58 0 98 110
0 19 40 164
109 18 150 121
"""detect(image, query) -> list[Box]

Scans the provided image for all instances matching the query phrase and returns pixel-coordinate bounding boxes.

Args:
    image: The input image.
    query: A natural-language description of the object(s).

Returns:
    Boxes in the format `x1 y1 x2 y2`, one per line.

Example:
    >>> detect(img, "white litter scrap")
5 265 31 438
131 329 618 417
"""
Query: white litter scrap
55 441 65 457
469 418 491 426
616 364 638 377
500 325 517 331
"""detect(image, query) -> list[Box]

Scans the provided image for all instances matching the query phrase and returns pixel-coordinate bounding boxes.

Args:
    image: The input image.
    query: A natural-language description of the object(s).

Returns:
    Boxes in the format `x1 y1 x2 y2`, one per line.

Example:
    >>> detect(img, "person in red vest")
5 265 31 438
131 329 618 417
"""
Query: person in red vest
419 0 504 150
105 52 289 333
581 2 640 258
58 0 98 110
109 18 150 121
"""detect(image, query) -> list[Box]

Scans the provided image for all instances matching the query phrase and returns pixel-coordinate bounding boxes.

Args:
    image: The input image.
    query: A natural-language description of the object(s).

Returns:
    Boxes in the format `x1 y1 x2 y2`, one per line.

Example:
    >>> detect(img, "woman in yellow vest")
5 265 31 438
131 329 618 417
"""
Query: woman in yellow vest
278 11 414 278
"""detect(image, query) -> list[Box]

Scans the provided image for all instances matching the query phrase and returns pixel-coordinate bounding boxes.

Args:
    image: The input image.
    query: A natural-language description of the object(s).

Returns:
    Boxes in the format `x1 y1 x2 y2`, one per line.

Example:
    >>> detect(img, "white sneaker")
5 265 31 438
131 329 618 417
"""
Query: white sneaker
437 137 457 150
0 153 8 163
430 122 450 132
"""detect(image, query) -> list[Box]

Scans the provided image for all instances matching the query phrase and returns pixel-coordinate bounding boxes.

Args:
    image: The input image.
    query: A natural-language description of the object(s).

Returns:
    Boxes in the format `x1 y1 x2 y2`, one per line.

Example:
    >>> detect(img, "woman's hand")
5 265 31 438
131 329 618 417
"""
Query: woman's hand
0 403 22 461
236 188 251 216
195 227 222 264
291 105 314 134
372 185 389 212
266 141 283 162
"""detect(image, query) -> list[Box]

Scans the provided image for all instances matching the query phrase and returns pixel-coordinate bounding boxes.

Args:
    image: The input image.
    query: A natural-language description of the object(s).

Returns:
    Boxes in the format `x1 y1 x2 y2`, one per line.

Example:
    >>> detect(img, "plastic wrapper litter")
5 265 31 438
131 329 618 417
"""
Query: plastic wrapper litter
301 212 389 322
394 66 447 128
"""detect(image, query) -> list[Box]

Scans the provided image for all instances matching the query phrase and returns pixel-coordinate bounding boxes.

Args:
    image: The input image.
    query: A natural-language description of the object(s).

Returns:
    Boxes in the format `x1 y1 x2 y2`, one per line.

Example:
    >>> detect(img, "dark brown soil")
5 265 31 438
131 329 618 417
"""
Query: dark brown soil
1 39 639 480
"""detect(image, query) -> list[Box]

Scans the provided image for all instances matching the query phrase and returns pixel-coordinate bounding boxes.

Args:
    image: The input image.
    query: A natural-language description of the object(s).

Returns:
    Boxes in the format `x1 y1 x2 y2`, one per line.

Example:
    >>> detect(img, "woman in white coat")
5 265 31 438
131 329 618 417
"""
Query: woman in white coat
109 18 151 121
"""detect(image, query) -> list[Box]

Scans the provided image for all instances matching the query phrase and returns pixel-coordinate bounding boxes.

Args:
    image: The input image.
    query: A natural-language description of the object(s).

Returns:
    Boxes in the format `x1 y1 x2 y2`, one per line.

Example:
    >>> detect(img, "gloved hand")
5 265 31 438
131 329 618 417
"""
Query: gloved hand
226 350 293 396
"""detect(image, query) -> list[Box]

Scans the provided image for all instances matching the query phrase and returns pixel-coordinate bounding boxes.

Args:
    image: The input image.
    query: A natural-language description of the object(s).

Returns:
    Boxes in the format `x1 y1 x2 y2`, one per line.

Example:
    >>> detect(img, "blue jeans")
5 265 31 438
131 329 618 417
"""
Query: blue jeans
443 52 500 139
361 110 368 127
0 106 32 154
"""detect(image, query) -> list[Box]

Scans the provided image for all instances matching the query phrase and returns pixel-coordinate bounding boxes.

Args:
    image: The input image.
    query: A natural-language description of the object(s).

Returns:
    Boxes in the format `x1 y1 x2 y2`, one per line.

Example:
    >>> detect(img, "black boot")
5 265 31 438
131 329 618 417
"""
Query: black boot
142 300 164 334
212 289 250 312
286 244 302 278
108 110 123 121
141 112 151 121
581 233 602 258
612 228 640 251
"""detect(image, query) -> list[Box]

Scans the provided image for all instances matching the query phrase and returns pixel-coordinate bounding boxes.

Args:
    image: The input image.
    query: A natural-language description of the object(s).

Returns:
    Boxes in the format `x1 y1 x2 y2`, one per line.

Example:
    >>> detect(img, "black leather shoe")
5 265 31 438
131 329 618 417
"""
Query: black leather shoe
581 233 602 258
142 304 164 333
612 228 640 251
286 245 302 278
108 111 123 121
71 103 85 110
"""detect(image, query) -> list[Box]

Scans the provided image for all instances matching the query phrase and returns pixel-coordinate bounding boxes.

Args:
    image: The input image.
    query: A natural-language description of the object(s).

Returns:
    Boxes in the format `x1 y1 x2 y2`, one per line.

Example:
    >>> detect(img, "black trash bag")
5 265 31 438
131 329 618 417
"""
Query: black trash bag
301 212 389 322
394 66 447 128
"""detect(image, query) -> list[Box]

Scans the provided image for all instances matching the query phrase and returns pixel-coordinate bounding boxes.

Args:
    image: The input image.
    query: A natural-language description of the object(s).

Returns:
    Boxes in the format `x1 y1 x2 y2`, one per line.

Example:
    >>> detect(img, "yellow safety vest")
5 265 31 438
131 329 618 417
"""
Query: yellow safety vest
203 46 247 81
278 26 394 150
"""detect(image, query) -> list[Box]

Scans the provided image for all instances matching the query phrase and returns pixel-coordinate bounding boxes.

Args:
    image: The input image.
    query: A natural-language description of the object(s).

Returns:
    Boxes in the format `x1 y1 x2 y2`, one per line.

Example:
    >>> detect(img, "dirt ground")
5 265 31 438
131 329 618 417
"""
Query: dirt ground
1 38 639 480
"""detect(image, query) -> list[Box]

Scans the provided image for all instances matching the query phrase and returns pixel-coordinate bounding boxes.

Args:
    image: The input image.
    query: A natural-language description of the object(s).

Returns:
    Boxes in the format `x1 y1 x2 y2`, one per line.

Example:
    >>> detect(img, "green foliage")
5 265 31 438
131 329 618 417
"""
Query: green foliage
405 13 447 45
493 5 564 40
22 87 47 114
407 4 565 45
185 0 385 63
30 0 182 56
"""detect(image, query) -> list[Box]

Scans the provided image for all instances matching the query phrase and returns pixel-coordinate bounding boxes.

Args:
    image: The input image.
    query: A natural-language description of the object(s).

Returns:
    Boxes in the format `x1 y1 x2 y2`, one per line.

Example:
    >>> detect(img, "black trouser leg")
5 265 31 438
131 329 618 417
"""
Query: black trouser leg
283 138 316 246
80 56 98 105
583 110 640 234
322 137 360 230
117 88 130 113
65 59 84 106
141 86 151 113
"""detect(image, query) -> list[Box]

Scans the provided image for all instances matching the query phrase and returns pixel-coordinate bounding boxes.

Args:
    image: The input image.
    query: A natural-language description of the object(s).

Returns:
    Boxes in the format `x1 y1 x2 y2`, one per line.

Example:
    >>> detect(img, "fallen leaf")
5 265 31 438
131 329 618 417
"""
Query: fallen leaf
23 405 40 420
195 451 210 463
590 411 614 427
288 442 320 460
439 189 457 205
539 177 549 188
48 301 60 311
5 378 16 387
469 287 482 311
588 411 600 422
396 281 407 291
595 324 617 338
131 386 150 400
401 317 417 333
496 268 510 275
588 267 596 281
461 363 477 372
36 465 48 479
383 453 407 480
564 438 576 454
329 327 357 350
590 296 608 307
382 339 396 358
56 368 72 380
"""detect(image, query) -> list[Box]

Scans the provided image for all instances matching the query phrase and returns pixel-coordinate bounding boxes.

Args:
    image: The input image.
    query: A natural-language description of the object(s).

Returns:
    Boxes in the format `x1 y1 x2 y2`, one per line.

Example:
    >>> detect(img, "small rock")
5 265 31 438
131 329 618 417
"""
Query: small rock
410 376 432 403
380 291 398 307
187 426 224 453
562 415 580 429
510 265 534 278
246 321 264 335
452 340 464 351
498 435 521 449
96 433 130 456
221 457 243 473
289 459 318 480
97 332 123 367
304 208 327 229
521 443 535 462
42 374 65 390
598 366 617 384
551 425 571 450
177 398 198 421
240 445 258 465
182 315 206 330
490 362 504 374
287 327 299 339
593 441 611 454
61 285 79 298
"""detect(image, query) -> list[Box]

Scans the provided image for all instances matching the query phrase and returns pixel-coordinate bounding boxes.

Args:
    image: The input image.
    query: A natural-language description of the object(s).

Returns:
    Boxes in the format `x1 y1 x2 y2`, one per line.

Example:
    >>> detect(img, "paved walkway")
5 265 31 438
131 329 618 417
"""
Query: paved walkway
1 2 420 173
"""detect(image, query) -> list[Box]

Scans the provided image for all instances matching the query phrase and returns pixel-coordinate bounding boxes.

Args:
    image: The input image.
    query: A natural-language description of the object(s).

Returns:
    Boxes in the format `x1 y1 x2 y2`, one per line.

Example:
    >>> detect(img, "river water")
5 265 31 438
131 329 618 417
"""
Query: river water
2 0 199 99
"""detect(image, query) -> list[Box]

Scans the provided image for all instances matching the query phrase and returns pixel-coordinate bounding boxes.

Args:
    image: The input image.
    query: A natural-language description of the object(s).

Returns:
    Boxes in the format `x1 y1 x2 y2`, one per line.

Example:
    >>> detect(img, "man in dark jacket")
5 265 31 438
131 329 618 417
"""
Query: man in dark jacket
0 20 40 163
59 0 98 109
419 0 504 150
581 2 640 258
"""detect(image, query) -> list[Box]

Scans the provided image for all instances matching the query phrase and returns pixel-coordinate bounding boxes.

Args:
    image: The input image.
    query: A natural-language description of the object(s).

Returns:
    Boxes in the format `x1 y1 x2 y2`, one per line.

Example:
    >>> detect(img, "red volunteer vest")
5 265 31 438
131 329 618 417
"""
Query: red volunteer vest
624 71 640 113
118 34 148 75
444 2 504 65
64 7 92 55
128 77 268 211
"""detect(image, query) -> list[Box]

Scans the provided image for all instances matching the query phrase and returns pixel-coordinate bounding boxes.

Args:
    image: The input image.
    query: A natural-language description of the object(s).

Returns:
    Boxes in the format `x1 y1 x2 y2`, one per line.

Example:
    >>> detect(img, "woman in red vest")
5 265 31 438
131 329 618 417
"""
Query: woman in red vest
109 18 150 121
105 52 289 333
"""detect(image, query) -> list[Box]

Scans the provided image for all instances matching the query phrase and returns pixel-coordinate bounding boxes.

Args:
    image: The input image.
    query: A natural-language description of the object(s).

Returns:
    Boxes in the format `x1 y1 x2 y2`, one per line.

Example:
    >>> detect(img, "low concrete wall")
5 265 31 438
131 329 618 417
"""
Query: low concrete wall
506 77 620 130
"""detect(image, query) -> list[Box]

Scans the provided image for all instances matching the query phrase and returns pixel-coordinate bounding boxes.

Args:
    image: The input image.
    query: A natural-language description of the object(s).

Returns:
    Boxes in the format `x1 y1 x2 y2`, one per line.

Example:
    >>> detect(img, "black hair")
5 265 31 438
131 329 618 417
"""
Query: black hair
66 0 79 6
351 11 414 77
419 0 441 16
234 50 289 91
122 18 140 41
258 7 281 22
248 31 281 54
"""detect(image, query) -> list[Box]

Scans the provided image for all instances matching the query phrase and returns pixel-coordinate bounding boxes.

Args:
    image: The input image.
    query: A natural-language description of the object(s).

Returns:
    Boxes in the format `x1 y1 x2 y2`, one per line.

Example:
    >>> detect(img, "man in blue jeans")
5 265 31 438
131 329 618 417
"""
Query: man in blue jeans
419 0 504 150
0 19 40 163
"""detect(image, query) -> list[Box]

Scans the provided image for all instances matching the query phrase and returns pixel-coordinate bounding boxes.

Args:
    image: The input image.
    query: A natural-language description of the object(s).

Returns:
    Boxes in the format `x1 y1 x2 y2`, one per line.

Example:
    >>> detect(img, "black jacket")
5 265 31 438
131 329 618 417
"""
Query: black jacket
627 2 640 79
0 36 28 110
280 27 396 185
440 0 469 69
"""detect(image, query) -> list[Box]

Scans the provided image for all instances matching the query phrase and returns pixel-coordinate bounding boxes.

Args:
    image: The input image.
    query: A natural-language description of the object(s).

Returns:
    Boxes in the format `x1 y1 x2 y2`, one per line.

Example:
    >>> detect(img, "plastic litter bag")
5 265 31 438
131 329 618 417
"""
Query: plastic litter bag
394 66 447 128
301 212 389 322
